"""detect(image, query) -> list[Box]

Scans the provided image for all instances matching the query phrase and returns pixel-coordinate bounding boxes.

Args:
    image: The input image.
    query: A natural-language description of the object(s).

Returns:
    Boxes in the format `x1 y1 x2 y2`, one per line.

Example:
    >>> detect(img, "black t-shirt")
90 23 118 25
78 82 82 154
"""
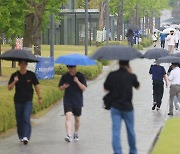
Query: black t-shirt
59 72 87 107
8 71 39 104
104 67 139 111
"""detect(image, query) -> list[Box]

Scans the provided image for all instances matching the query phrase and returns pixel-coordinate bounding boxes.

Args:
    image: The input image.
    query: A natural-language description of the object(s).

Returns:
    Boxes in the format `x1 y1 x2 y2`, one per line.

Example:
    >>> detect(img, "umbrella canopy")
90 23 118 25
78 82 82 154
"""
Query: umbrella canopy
143 48 169 59
91 45 143 60
173 52 180 57
155 56 180 63
55 53 96 66
158 26 166 31
0 49 38 62
162 27 175 34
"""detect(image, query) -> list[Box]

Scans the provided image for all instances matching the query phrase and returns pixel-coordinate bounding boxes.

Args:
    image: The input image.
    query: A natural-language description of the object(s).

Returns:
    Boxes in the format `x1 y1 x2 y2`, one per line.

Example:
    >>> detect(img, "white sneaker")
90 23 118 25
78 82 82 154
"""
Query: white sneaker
22 137 28 145
65 135 72 142
176 102 180 111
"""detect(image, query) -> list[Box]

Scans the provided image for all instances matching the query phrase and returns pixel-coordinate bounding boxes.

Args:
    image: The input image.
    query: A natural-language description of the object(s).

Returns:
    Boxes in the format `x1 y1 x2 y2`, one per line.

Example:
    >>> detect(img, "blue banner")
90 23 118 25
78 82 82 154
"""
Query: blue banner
35 57 54 79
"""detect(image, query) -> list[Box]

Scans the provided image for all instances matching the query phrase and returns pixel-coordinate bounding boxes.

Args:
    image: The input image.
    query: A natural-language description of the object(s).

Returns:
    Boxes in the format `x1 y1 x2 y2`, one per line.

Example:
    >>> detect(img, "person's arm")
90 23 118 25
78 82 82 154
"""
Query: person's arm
133 74 140 90
34 84 42 105
74 76 86 91
59 84 69 91
8 75 18 90
163 75 168 87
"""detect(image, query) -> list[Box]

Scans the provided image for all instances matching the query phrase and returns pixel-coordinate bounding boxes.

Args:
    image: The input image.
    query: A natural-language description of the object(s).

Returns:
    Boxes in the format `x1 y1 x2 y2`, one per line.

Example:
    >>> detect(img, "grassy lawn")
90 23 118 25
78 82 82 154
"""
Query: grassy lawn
152 117 180 154
0 44 98 81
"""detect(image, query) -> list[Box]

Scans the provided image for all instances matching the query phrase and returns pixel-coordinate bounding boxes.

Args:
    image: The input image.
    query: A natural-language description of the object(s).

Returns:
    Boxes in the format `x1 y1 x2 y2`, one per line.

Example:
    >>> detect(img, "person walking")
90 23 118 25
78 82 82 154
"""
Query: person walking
126 29 134 47
104 61 140 154
8 61 42 145
152 32 158 47
166 30 176 54
168 63 180 116
149 62 168 111
58 65 87 142
174 28 180 50
160 33 166 48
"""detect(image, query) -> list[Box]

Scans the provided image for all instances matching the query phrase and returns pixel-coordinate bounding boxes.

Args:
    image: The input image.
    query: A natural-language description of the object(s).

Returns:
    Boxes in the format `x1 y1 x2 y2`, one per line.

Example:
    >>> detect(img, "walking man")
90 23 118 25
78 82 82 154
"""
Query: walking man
104 61 140 154
166 30 176 54
149 62 168 111
168 63 180 116
58 65 87 142
8 61 42 144
160 33 166 48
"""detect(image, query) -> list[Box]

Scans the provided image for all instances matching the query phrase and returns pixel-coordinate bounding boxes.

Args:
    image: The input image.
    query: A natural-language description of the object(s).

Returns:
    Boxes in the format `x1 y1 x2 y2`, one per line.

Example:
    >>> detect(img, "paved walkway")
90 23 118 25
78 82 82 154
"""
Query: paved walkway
0 47 171 154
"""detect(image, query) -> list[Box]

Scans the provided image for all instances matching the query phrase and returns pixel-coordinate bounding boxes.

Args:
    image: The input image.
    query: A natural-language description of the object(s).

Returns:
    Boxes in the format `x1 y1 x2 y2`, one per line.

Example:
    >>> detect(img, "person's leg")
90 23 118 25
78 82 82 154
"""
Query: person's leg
156 82 164 109
123 111 137 154
162 41 165 48
65 112 72 136
171 45 175 54
169 85 176 114
73 107 81 134
111 107 122 154
152 81 157 110
15 103 24 140
23 101 32 140
174 96 178 110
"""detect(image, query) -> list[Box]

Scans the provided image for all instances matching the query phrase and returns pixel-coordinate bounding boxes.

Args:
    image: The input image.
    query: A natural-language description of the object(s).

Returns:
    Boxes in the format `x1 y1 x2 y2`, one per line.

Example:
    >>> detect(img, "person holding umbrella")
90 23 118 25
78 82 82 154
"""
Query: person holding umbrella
8 61 42 144
149 61 168 110
104 60 140 154
126 29 134 47
58 65 87 142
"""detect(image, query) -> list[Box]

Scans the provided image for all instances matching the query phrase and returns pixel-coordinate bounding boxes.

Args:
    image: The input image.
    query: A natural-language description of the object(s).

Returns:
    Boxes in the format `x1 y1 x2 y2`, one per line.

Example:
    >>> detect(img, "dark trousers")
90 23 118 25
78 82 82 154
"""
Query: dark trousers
161 40 165 48
176 40 179 49
153 80 164 108
15 101 32 140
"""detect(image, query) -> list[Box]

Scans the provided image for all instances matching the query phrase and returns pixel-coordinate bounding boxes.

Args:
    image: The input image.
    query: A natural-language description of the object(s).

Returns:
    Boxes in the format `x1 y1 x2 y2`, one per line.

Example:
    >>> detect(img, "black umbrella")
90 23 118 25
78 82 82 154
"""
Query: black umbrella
173 52 180 57
91 45 143 60
128 26 140 31
0 49 38 62
158 26 166 31
143 48 169 59
155 56 180 63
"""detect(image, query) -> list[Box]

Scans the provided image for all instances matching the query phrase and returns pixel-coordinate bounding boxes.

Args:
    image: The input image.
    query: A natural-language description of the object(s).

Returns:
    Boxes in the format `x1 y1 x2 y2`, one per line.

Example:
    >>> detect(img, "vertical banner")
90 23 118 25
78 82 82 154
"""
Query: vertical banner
35 57 54 79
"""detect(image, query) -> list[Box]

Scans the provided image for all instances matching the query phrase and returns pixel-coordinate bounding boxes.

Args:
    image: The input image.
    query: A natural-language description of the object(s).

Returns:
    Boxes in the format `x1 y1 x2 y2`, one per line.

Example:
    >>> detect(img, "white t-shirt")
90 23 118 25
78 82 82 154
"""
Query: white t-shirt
166 34 176 45
152 34 158 41
168 67 180 85
174 30 180 43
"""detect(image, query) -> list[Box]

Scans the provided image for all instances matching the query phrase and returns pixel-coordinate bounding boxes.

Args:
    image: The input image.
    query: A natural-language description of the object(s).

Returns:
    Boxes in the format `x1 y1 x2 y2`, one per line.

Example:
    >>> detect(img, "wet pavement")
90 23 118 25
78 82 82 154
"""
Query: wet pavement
0 47 171 154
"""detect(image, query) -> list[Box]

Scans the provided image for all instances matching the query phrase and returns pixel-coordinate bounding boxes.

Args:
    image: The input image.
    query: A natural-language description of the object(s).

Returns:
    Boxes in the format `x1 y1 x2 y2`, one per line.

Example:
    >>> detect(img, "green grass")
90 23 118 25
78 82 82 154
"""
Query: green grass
152 118 180 154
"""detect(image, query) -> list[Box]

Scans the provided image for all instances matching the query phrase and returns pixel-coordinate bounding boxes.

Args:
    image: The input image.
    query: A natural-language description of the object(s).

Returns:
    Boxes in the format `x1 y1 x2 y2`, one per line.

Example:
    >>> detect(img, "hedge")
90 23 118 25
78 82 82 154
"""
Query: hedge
55 61 103 80
0 75 63 132
140 37 153 47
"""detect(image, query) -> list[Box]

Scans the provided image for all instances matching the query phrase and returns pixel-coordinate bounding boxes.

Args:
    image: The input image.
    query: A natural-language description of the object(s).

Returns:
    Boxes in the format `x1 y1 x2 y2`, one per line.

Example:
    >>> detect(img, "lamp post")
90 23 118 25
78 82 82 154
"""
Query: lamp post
106 0 109 45
85 0 88 55
50 13 54 57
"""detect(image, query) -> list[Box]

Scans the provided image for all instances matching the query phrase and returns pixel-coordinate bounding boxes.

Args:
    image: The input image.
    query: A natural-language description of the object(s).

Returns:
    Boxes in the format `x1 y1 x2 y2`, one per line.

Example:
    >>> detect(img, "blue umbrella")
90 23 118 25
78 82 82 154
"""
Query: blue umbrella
55 54 96 66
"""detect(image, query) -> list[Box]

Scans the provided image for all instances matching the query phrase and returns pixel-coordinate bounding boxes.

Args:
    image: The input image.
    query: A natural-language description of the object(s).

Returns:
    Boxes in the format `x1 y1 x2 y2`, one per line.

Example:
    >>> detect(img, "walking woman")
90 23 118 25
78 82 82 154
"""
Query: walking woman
8 61 42 144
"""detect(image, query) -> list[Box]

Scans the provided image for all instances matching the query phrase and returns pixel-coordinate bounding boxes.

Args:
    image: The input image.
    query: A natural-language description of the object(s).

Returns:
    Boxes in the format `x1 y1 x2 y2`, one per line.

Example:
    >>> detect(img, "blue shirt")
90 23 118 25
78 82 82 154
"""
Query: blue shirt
149 65 166 81
160 33 166 41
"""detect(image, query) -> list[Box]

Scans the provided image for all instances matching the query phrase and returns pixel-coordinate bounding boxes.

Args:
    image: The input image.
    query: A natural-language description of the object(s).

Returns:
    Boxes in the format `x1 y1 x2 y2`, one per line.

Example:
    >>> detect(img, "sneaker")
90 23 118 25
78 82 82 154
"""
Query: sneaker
73 133 79 141
22 137 28 145
176 102 180 111
168 113 173 116
156 107 160 111
65 135 72 142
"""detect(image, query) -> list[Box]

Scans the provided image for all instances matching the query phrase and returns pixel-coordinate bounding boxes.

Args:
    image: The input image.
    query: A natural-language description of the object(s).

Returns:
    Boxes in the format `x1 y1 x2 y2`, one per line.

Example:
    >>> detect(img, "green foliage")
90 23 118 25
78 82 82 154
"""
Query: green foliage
55 62 103 80
0 75 63 132
140 37 153 47
102 41 128 46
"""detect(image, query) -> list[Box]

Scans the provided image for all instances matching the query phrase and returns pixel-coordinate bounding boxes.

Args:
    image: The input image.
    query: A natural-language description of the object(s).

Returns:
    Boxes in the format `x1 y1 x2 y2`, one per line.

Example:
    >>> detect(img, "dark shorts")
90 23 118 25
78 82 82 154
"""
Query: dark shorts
64 106 82 116
153 40 157 42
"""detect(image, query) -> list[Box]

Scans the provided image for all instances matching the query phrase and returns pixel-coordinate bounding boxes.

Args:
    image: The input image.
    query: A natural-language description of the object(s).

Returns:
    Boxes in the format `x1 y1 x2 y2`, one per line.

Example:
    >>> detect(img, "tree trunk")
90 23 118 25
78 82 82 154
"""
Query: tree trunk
130 9 136 27
149 16 153 33
117 1 123 41
98 0 105 30
33 26 41 55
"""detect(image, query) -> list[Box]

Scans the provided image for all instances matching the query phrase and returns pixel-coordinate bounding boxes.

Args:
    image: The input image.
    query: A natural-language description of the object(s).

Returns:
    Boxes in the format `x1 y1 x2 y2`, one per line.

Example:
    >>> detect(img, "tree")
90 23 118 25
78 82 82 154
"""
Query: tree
23 0 67 55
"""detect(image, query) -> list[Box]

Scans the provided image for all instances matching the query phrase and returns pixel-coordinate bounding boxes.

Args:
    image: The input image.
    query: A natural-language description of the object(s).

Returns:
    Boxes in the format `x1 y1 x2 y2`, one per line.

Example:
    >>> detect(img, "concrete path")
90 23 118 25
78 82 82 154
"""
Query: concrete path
0 47 171 154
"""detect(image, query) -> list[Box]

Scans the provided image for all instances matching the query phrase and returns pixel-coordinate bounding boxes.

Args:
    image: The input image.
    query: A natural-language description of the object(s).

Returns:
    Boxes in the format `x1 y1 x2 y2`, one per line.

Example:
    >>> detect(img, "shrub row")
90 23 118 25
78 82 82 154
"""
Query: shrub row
140 37 153 47
0 75 63 132
55 61 103 80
